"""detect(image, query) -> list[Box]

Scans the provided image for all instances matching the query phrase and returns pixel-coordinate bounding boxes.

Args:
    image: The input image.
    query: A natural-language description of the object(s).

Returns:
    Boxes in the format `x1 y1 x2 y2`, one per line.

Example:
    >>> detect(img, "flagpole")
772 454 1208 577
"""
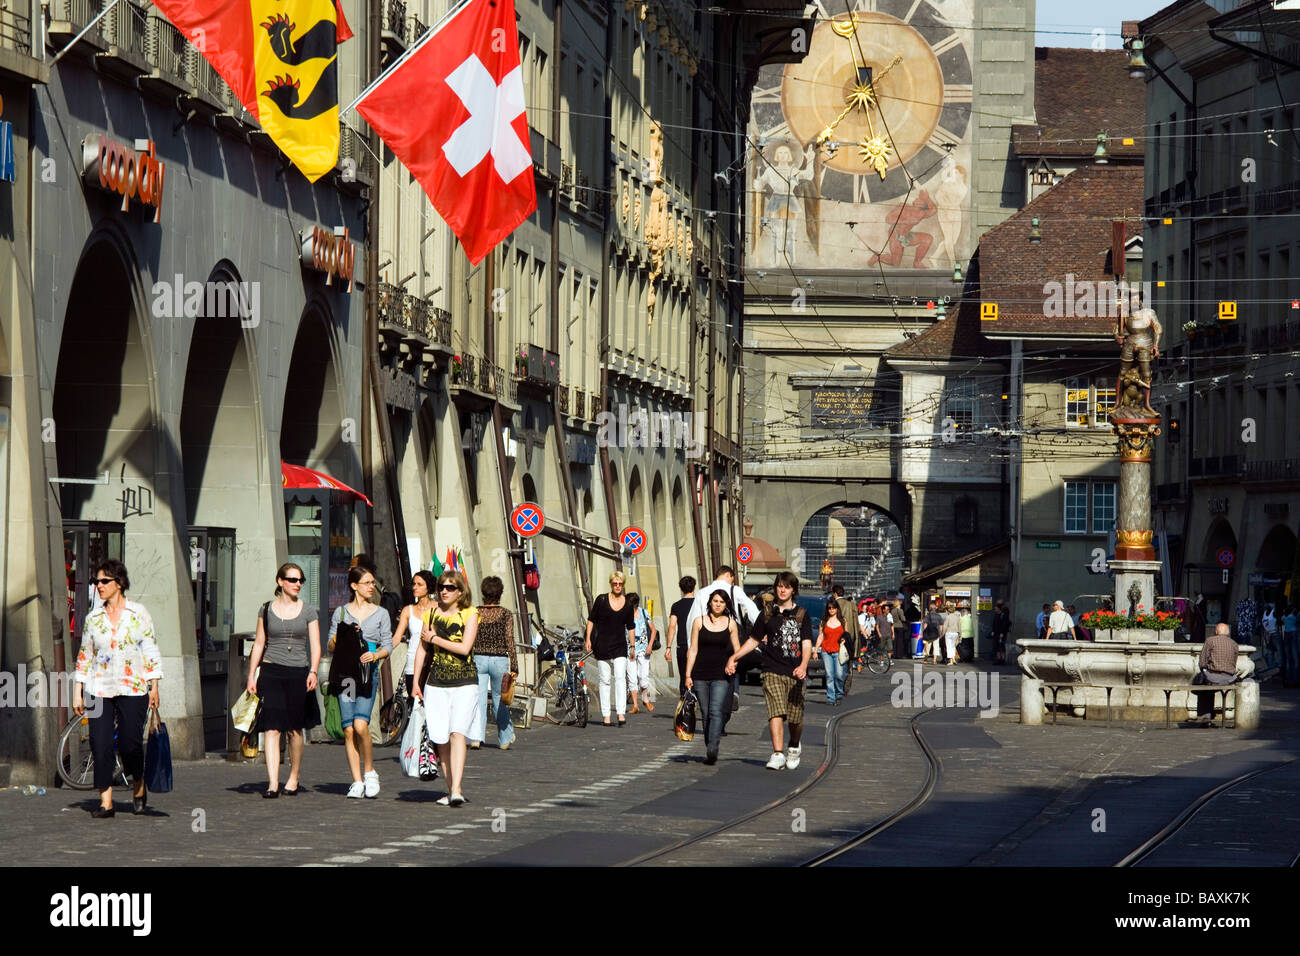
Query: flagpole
343 0 472 115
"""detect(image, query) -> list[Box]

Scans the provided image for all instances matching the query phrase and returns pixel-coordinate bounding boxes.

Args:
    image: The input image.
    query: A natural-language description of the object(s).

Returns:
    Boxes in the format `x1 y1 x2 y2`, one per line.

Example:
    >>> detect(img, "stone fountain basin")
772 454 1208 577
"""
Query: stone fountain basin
1016 638 1257 725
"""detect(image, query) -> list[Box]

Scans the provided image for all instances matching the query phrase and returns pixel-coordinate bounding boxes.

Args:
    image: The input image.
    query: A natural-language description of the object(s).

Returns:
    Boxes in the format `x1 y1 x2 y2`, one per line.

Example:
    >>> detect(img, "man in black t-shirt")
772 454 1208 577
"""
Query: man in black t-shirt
728 571 813 771
665 576 696 696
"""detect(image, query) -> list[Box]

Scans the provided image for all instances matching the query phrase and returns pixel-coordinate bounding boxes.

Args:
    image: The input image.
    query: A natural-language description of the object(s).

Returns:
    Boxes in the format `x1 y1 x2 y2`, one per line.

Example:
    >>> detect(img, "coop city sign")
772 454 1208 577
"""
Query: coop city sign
80 135 165 223
299 225 355 292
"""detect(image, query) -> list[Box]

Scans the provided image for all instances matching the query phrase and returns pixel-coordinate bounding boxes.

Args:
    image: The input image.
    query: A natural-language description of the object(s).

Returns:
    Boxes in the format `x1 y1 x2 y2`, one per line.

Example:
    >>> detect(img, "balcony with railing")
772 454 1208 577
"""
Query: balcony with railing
1190 454 1241 481
381 0 407 59
47 0 108 52
337 123 374 188
408 15 428 45
139 13 190 96
1 0 37 61
1249 320 1300 350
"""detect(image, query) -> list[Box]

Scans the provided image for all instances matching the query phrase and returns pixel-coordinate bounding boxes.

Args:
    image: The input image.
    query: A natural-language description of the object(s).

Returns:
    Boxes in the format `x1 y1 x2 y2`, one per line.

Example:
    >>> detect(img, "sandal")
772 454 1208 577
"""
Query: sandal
645 700 655 712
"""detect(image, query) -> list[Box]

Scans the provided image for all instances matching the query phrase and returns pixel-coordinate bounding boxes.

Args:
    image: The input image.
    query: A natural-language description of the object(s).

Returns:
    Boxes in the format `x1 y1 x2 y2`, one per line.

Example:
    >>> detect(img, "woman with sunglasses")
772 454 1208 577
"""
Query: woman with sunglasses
72 560 163 818
328 566 393 799
411 571 480 806
247 563 321 797
585 571 636 727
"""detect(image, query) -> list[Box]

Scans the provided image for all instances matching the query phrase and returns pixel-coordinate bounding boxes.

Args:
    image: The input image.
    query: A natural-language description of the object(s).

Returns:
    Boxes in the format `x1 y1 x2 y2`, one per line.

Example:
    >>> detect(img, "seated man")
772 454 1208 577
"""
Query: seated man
1194 622 1239 723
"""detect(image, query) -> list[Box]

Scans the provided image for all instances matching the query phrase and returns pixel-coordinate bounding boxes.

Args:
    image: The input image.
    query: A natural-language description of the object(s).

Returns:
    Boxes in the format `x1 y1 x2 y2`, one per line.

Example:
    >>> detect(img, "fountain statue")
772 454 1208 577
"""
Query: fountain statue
1016 305 1258 726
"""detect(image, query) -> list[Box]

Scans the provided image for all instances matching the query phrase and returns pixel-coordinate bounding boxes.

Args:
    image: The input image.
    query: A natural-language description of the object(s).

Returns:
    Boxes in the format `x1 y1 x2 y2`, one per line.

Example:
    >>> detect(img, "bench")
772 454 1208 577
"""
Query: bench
1039 681 1240 728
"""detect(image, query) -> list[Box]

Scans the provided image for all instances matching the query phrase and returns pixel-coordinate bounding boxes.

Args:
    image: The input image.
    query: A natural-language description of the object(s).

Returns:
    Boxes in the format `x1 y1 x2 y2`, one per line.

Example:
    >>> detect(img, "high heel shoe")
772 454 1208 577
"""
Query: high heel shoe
92 805 115 818
132 791 148 814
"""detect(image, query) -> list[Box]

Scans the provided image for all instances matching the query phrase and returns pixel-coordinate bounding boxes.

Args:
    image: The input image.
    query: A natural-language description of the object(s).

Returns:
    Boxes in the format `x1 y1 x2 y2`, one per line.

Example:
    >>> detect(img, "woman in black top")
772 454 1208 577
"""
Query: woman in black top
686 590 741 764
584 571 636 727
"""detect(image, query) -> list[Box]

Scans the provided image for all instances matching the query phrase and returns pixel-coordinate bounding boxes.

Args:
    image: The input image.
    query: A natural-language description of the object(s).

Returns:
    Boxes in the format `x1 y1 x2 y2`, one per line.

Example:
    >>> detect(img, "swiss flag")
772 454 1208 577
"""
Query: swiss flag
355 0 536 264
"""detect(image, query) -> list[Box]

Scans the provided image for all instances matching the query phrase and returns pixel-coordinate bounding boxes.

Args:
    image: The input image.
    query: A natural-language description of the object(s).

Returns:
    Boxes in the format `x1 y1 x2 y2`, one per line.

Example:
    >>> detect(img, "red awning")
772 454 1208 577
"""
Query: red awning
280 462 373 507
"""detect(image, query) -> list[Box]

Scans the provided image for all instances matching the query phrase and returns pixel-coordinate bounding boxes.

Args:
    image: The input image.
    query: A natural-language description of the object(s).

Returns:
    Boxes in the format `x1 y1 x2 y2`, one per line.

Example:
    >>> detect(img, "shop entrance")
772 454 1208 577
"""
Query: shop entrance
285 491 355 627
190 528 236 751
62 522 125 655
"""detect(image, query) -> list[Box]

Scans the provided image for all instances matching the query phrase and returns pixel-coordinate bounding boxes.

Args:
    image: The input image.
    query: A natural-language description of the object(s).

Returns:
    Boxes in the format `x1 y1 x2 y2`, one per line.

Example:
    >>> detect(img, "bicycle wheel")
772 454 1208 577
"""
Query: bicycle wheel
378 691 408 747
57 717 127 789
575 688 589 728
57 717 96 790
549 688 579 725
867 652 892 675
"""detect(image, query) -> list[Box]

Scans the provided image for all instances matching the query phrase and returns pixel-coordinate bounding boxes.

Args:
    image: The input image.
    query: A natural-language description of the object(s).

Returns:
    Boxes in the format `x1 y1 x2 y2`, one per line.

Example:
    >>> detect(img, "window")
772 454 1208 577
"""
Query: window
955 497 978 537
1094 377 1116 425
1064 482 1088 534
942 379 976 432
1065 378 1090 426
1092 482 1116 534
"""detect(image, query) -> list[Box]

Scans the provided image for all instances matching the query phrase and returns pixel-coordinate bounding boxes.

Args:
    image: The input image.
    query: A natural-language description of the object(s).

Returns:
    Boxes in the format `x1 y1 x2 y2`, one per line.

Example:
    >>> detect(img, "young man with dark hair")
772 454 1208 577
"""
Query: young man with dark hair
728 571 813 770
666 576 697 696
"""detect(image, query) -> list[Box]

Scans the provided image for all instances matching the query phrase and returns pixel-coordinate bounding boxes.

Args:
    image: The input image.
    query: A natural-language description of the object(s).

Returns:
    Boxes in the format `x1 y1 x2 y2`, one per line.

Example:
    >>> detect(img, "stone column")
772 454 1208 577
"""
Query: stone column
1112 415 1161 562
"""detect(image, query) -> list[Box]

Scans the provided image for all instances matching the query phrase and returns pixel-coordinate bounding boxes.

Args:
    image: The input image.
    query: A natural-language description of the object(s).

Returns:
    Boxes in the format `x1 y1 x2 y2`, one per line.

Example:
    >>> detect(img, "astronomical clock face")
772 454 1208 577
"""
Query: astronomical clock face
749 0 974 273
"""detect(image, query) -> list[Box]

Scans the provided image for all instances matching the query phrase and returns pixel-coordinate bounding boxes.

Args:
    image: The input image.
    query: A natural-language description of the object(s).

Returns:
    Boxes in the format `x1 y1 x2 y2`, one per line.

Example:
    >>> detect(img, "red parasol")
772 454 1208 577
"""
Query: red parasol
280 462 373 507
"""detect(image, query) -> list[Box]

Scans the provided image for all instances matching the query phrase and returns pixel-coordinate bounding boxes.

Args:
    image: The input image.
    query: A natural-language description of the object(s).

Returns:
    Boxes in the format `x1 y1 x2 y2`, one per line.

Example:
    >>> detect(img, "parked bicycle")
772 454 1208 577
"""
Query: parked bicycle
57 713 128 790
852 635 893 677
534 624 590 727
378 679 410 747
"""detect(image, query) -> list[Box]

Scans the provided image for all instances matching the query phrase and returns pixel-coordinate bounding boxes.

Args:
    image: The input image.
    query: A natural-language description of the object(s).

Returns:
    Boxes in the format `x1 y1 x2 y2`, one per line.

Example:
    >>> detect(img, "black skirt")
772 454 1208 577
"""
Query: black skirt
258 663 310 731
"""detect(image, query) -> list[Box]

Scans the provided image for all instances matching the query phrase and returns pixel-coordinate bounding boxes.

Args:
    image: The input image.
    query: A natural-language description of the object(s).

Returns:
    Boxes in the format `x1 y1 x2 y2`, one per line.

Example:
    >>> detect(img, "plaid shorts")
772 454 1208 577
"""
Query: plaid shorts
762 671 805 725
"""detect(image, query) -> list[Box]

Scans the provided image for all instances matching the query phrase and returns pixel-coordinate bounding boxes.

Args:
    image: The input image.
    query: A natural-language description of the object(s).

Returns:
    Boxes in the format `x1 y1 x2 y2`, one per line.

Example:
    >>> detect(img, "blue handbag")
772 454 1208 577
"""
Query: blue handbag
144 706 174 793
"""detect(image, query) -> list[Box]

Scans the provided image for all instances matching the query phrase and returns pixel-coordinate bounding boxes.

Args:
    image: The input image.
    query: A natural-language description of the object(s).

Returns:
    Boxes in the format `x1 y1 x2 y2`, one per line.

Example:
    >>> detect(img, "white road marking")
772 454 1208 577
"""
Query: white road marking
325 855 370 863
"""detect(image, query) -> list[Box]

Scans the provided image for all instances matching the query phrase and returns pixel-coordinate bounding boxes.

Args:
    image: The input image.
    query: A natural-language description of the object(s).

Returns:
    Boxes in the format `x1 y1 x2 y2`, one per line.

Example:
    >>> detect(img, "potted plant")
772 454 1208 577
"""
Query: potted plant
450 354 463 384
516 348 528 376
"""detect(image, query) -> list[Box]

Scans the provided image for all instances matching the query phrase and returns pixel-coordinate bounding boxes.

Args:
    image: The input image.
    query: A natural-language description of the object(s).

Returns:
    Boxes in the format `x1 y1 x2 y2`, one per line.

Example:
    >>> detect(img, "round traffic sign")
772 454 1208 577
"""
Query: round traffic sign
1217 548 1235 568
620 526 647 554
736 544 753 565
510 502 545 537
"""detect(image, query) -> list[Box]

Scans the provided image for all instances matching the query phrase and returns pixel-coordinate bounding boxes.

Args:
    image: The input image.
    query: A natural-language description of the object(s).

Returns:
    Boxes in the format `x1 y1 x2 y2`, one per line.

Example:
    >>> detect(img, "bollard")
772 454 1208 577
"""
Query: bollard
1235 680 1260 729
1021 677 1044 725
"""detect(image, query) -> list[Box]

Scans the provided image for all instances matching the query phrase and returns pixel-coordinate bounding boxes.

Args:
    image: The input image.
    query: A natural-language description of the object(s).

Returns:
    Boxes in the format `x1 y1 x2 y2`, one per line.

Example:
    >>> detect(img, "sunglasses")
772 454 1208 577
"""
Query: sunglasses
439 584 460 592
281 576 304 584
94 578 115 585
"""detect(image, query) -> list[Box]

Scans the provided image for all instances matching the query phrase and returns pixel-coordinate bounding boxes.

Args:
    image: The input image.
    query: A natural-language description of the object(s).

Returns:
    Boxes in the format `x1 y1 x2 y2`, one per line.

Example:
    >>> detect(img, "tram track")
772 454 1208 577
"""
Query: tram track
1115 756 1300 867
619 688 945 867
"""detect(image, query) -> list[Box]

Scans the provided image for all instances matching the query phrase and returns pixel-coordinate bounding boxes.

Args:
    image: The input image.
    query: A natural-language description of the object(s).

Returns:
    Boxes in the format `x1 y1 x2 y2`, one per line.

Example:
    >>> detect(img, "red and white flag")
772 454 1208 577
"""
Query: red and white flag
355 0 536 264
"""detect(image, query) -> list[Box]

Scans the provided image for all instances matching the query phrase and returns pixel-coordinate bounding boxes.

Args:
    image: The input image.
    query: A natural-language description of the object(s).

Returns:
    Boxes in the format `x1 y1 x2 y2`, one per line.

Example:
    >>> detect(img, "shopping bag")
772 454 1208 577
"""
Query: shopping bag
323 692 344 740
144 706 173 793
401 701 426 778
231 689 261 734
419 733 439 780
674 691 698 741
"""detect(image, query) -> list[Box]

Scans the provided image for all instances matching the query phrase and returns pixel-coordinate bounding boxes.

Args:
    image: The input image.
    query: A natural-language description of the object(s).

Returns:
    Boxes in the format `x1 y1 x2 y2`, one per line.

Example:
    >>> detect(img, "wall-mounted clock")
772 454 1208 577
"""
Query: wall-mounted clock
780 3 972 204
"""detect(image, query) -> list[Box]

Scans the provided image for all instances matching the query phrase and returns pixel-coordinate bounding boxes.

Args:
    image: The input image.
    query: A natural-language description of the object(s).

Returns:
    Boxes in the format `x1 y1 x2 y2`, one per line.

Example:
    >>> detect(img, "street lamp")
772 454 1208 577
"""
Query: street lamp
1094 132 1110 164
1029 217 1042 243
1127 39 1147 79
952 261 963 283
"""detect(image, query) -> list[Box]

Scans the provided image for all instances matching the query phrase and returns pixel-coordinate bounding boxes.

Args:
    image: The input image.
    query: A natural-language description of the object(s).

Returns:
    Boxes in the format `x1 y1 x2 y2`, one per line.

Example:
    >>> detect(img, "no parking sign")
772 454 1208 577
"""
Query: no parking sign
620 526 647 555
510 503 544 537
736 544 753 565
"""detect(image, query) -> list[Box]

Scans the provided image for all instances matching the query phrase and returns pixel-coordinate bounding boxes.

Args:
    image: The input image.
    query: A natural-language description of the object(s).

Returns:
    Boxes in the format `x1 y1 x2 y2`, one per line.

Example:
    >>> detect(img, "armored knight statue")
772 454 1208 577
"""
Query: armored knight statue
1113 306 1162 416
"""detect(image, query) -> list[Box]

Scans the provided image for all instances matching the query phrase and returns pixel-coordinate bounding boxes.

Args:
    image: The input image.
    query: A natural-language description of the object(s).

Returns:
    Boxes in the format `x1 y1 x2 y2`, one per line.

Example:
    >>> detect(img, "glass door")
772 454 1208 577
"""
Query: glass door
62 522 125 657
190 528 235 751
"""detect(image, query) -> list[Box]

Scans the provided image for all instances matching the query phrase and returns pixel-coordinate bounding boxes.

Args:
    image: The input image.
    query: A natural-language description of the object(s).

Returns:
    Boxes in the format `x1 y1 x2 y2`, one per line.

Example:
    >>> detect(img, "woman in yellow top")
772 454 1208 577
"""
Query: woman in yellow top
412 571 480 806
72 560 163 818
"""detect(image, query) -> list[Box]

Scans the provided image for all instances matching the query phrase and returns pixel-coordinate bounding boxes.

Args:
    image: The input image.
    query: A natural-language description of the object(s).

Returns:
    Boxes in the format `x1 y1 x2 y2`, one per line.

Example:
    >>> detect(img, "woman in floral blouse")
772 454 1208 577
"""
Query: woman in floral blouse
72 559 163 818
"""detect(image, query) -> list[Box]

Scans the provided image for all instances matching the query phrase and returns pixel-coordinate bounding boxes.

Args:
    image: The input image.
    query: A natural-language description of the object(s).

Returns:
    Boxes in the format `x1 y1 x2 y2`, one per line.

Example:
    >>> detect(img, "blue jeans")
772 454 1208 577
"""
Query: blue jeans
821 651 844 703
338 663 377 726
694 679 729 756
476 654 516 747
1283 630 1299 685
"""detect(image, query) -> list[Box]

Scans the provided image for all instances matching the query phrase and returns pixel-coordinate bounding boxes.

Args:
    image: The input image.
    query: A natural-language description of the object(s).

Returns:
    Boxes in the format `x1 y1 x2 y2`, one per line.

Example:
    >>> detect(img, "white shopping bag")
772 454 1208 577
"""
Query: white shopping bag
400 701 426 778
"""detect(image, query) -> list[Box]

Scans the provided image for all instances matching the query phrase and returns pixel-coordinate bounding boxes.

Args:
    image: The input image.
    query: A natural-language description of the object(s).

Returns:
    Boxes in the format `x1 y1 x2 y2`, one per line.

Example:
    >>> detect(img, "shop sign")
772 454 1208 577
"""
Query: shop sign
978 587 992 611
0 121 14 184
1035 540 1061 549
1208 496 1229 514
299 225 355 291
945 587 971 598
1248 573 1282 586
381 365 418 411
80 135 165 222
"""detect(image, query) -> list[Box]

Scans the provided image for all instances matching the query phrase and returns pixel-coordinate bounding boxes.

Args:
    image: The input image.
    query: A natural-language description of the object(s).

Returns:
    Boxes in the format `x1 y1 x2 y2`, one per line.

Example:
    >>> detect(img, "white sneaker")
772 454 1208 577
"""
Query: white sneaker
363 770 380 798
449 793 466 807
786 746 801 770
436 795 451 806
766 751 787 770
346 781 365 799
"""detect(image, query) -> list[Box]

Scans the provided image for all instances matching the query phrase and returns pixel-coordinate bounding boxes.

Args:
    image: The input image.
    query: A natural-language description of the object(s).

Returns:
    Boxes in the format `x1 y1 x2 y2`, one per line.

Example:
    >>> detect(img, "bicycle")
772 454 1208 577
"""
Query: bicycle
378 678 410 747
534 625 590 727
851 635 893 677
57 713 128 790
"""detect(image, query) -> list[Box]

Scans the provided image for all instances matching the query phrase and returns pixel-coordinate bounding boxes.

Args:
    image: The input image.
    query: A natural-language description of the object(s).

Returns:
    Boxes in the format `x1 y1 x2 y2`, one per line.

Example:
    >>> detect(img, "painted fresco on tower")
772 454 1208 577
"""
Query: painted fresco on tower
748 0 974 273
